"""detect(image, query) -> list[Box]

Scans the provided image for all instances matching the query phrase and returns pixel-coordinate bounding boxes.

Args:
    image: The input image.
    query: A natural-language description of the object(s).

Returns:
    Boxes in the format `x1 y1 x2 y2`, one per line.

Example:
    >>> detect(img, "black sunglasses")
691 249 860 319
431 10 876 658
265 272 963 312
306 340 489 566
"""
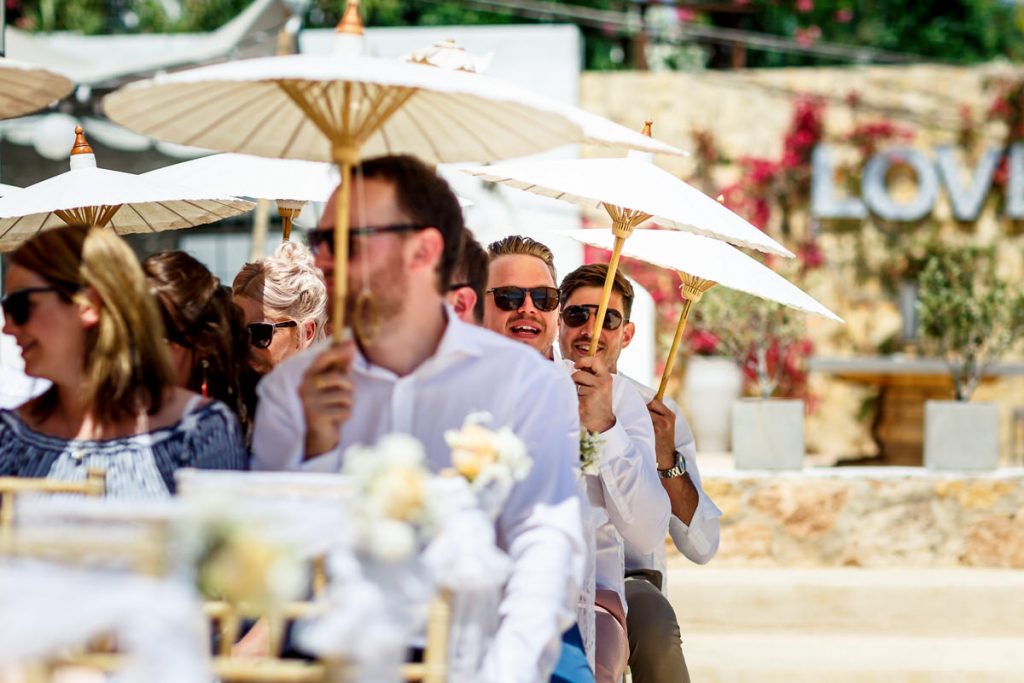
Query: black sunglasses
308 224 429 256
1 286 64 326
248 320 298 349
561 304 625 331
487 286 560 313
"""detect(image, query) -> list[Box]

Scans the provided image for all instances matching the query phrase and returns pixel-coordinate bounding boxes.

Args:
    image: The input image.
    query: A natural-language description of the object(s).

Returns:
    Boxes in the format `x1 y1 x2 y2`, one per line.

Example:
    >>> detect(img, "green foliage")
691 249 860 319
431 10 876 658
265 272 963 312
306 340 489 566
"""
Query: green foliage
694 288 807 399
917 246 1024 401
737 0 1024 66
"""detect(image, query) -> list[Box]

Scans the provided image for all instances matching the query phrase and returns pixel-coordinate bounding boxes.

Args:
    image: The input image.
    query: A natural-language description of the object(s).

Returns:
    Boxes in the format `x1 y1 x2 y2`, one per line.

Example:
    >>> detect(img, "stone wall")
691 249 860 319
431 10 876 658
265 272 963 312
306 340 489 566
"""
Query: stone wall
670 469 1024 568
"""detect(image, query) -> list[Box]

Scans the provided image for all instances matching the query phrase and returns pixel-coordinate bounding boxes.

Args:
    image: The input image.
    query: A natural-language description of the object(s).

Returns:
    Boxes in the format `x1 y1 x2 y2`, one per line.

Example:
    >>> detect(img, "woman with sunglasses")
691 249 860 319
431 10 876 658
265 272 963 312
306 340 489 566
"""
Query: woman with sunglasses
143 251 254 443
232 242 327 375
0 224 246 496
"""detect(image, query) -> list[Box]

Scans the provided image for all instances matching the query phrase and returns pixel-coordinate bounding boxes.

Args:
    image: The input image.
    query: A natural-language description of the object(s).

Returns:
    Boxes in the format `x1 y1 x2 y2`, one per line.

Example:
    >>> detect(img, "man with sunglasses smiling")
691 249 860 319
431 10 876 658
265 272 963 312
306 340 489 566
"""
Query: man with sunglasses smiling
251 156 585 683
484 236 669 683
559 264 722 683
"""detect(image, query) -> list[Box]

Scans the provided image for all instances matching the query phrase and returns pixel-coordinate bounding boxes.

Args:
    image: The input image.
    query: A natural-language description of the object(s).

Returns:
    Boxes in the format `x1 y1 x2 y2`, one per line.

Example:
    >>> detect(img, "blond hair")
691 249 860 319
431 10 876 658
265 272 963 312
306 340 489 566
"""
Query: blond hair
487 235 557 284
231 241 328 344
11 224 175 423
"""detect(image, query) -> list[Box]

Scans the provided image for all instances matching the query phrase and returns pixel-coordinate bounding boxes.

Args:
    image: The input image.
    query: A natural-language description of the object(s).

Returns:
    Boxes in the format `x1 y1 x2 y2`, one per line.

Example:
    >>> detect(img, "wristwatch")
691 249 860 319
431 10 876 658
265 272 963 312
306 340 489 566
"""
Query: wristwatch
658 451 687 479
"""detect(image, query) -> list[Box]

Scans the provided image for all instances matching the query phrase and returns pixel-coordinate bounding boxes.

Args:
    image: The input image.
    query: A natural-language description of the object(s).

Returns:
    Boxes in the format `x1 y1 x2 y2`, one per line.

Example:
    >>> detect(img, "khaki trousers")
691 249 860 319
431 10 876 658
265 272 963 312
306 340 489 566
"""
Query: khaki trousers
624 571 690 683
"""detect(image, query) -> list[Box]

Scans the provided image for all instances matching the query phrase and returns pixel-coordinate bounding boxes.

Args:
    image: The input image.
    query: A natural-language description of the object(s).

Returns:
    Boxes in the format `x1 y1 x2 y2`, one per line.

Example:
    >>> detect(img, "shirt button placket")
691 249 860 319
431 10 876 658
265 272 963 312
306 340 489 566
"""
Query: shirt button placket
391 377 415 434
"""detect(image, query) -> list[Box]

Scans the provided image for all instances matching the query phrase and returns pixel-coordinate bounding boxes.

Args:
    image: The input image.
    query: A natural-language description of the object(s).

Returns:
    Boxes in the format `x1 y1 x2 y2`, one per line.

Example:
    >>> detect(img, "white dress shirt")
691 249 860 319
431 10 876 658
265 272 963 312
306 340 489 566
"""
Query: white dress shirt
252 311 585 683
622 376 722 586
581 372 670 609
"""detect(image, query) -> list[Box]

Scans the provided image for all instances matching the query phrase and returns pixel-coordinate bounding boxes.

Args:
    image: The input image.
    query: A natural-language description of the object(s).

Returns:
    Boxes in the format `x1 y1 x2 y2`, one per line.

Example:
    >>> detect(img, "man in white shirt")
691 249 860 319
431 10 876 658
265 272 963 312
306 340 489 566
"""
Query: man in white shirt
558 264 722 683
485 236 669 683
251 156 584 683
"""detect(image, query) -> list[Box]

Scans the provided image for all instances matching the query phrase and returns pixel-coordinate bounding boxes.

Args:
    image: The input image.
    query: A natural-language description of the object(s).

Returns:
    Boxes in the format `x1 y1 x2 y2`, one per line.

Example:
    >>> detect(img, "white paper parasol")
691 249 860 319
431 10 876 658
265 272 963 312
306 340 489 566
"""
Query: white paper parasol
0 127 253 250
102 2 684 340
144 153 337 240
563 228 841 400
463 121 791 358
0 58 73 121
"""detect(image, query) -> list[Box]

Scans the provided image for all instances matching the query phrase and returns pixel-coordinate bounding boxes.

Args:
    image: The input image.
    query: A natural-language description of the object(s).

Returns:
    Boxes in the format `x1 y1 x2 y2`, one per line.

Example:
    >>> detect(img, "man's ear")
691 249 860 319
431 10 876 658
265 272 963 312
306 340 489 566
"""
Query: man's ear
303 318 317 345
77 287 102 329
446 287 479 325
621 320 636 349
408 227 445 277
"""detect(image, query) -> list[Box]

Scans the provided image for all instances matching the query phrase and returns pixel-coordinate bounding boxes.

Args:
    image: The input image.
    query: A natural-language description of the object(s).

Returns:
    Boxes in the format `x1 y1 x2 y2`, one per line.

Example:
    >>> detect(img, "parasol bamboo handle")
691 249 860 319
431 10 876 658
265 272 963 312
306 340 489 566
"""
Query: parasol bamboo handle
332 158 353 341
655 298 695 402
588 235 626 357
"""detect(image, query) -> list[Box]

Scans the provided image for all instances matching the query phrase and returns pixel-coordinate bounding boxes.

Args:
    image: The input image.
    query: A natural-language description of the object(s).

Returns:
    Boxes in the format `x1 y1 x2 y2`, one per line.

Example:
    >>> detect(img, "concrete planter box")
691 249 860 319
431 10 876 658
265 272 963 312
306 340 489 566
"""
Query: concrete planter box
732 398 805 470
683 357 743 453
924 400 999 470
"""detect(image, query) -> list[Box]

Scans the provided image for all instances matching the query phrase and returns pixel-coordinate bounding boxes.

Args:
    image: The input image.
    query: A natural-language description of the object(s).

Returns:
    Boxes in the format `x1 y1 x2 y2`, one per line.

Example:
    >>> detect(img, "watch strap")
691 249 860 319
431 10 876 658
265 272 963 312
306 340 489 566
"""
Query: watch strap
658 452 687 479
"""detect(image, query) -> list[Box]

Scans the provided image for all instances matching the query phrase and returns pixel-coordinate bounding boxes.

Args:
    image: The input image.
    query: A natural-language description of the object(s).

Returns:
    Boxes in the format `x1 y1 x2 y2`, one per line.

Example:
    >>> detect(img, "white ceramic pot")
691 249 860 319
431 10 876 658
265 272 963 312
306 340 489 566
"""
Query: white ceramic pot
732 398 805 470
682 356 743 453
924 400 999 470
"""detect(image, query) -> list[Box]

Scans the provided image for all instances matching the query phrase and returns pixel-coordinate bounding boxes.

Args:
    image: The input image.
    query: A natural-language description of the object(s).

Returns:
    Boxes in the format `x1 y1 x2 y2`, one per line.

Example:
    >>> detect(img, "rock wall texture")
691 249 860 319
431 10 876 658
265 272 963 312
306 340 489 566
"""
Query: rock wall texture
673 469 1024 568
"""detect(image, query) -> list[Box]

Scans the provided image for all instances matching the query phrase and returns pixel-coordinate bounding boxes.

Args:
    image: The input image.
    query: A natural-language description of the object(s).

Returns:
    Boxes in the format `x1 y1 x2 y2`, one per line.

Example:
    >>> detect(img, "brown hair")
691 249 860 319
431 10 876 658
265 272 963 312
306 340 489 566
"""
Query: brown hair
451 230 489 323
486 235 557 284
144 251 251 435
559 263 635 320
356 155 464 291
11 224 175 424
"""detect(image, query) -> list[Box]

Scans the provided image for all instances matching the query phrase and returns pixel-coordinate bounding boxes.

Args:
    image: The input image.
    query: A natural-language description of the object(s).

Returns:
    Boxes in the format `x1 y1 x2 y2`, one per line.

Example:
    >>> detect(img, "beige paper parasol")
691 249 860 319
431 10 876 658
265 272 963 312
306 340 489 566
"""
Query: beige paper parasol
0 58 73 121
462 122 792 359
0 127 253 249
144 153 338 241
562 228 841 400
102 1 683 340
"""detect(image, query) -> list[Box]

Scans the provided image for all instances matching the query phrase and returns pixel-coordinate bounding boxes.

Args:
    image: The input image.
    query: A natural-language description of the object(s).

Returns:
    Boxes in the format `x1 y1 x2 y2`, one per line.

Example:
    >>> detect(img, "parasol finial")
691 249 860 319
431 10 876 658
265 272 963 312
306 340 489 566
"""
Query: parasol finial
641 120 653 137
70 126 93 156
337 0 364 36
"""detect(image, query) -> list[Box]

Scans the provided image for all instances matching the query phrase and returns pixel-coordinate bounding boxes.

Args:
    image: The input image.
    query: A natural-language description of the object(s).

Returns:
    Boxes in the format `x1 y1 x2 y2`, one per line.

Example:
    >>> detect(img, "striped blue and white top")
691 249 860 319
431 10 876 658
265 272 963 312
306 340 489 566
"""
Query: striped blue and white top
0 401 248 497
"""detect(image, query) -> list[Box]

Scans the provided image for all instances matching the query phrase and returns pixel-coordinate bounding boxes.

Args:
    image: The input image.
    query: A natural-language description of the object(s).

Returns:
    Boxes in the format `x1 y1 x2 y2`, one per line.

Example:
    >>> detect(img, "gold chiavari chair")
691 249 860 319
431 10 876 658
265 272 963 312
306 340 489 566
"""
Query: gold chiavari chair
0 468 106 536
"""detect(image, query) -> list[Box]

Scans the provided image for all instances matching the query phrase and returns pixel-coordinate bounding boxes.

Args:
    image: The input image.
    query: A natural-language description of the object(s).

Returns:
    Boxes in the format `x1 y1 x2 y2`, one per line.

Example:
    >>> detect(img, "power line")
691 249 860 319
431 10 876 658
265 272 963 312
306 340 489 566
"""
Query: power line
435 0 942 65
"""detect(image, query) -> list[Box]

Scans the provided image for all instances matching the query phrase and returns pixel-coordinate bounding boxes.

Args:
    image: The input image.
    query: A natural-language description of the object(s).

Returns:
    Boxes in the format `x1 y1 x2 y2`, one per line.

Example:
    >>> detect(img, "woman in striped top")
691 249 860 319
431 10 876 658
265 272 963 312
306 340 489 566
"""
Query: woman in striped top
0 224 246 496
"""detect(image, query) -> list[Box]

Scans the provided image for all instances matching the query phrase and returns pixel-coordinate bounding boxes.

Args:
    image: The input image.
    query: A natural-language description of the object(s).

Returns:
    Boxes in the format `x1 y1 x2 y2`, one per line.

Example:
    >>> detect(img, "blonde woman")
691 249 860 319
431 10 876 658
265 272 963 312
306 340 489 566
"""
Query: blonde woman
0 224 247 496
232 242 328 374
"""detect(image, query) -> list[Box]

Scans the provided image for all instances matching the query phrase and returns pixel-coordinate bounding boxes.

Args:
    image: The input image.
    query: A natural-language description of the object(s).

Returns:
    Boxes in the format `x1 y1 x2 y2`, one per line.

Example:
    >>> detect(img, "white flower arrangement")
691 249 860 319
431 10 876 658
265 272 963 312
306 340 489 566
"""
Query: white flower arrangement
342 434 434 564
445 412 532 518
579 428 604 476
194 516 306 616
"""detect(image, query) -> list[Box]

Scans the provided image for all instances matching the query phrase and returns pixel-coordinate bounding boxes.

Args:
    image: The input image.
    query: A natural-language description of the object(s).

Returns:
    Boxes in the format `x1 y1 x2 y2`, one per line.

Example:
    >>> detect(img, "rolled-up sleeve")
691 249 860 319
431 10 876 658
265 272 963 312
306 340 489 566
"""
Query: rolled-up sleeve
666 397 721 564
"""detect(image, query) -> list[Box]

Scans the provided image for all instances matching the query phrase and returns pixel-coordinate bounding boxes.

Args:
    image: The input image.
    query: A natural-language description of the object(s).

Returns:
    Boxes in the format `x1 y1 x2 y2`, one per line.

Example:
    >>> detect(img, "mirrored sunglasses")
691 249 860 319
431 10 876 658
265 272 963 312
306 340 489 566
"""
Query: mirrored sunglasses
560 304 625 331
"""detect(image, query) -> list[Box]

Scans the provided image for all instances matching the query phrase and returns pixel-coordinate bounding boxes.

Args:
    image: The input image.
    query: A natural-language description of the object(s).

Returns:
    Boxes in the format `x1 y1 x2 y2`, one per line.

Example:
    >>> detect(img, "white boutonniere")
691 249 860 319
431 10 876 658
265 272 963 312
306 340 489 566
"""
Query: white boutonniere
579 428 604 476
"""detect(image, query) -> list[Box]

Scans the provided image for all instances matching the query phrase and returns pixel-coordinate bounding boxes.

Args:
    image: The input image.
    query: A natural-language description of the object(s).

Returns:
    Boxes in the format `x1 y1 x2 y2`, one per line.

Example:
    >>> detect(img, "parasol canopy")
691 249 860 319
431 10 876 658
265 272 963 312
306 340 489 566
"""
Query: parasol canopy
0 58 73 121
463 155 790 257
0 127 253 250
562 228 840 322
563 227 841 400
